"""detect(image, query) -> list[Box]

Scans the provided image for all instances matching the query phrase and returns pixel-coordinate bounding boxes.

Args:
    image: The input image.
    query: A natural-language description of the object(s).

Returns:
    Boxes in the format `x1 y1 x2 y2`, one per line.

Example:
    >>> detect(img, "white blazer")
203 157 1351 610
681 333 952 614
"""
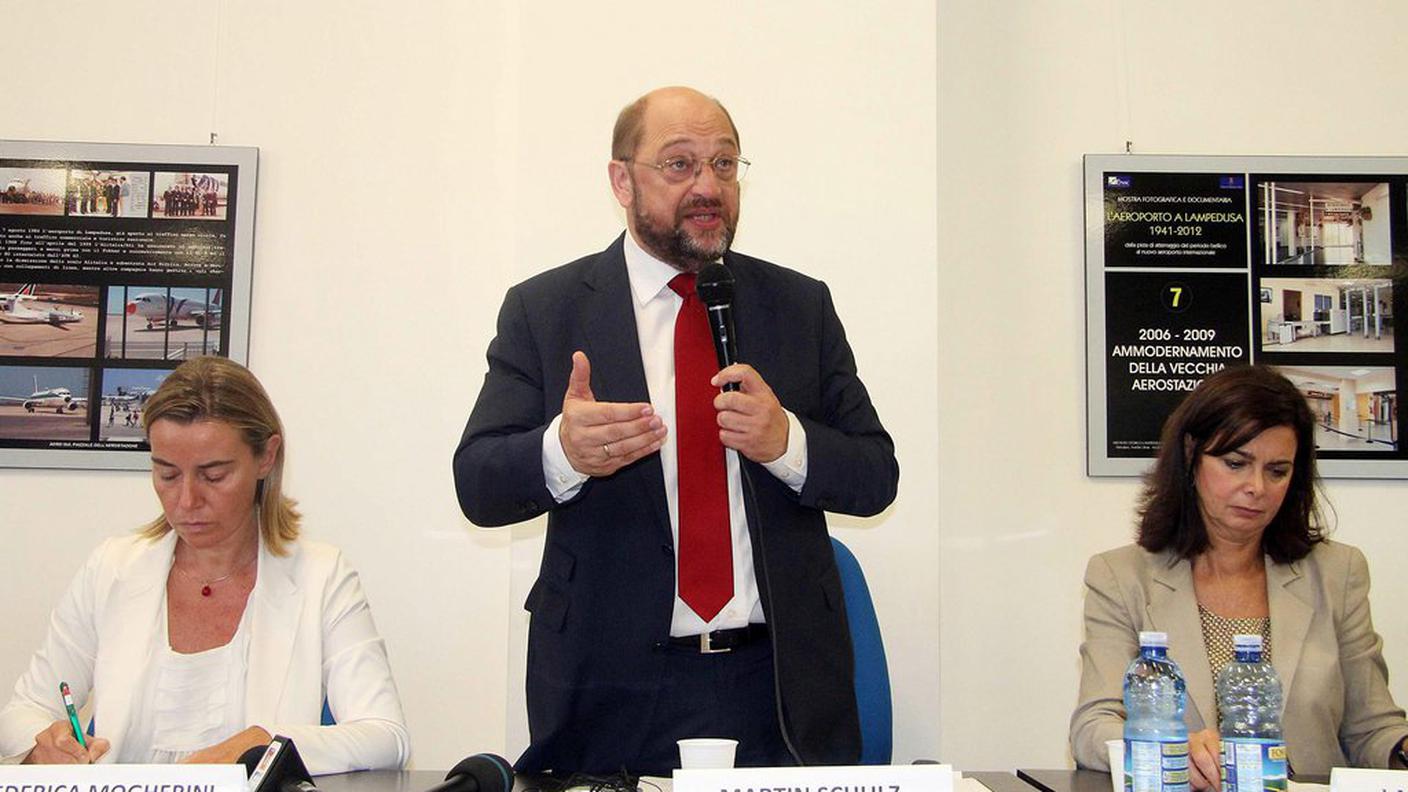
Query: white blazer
0 532 410 774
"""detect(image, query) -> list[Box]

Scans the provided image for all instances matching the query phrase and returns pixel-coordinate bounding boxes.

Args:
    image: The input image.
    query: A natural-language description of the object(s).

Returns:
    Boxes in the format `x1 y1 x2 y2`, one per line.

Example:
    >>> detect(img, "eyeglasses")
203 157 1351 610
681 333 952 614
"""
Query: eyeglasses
624 154 750 184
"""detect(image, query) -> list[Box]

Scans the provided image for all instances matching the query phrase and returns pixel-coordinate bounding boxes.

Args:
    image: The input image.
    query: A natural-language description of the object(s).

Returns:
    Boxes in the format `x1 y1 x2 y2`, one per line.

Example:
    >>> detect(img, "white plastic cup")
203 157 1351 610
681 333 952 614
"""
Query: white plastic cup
1106 739 1124 792
678 738 739 769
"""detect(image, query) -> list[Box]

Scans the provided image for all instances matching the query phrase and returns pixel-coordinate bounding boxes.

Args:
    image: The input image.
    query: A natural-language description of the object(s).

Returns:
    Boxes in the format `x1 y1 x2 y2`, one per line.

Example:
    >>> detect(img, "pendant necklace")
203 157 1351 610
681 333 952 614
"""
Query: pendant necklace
173 551 257 597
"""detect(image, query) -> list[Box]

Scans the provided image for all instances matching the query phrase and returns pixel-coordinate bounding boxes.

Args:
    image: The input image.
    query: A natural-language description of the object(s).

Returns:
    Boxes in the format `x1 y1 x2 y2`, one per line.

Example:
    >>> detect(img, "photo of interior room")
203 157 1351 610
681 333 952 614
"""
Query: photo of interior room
1259 278 1394 352
1274 365 1398 451
1258 181 1391 266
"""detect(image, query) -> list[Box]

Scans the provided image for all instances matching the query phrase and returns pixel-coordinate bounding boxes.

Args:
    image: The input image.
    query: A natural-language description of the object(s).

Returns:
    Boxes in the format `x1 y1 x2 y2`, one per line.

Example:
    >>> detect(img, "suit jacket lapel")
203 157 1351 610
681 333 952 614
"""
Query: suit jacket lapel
581 236 649 404
1147 554 1216 731
1267 556 1312 701
724 254 774 371
581 235 671 542
244 539 303 727
97 532 176 757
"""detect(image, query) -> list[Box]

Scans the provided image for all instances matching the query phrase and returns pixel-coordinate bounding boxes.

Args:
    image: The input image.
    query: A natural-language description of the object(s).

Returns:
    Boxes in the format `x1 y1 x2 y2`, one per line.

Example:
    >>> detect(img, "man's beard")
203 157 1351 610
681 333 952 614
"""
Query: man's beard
632 190 736 273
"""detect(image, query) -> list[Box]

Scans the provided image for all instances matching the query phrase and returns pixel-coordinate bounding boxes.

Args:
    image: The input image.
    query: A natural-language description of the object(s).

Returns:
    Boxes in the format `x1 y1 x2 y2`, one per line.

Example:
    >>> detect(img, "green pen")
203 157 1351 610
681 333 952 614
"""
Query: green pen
59 682 87 749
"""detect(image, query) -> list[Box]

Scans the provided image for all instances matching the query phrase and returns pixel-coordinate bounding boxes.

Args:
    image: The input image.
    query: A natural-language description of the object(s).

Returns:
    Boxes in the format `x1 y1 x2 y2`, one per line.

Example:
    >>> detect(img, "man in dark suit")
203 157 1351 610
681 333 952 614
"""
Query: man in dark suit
453 86 897 776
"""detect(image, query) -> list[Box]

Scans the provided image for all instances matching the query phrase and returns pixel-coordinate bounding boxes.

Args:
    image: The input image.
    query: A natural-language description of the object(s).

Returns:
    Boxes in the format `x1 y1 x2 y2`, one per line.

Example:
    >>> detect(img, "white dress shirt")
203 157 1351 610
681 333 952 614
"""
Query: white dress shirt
541 231 809 636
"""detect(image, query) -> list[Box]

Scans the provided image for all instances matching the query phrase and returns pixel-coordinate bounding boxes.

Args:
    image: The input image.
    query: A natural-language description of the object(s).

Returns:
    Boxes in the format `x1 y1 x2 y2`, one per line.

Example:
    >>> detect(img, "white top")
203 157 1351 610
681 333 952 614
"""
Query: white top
541 231 809 636
119 598 253 763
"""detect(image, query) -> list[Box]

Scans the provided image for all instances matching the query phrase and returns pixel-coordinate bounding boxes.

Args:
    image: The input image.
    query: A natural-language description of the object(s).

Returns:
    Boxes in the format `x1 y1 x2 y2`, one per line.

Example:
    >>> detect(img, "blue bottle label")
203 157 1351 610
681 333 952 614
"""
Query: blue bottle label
1126 738 1191 792
1221 737 1287 792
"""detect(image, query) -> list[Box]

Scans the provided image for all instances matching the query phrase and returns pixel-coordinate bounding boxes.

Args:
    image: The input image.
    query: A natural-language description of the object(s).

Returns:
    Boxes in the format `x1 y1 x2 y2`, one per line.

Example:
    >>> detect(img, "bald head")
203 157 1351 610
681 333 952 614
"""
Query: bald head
611 86 740 161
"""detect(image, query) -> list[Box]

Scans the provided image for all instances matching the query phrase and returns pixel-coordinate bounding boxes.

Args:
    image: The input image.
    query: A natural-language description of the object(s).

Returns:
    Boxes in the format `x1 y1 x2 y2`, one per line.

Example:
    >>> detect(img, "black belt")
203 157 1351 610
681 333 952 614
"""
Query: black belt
666 623 769 654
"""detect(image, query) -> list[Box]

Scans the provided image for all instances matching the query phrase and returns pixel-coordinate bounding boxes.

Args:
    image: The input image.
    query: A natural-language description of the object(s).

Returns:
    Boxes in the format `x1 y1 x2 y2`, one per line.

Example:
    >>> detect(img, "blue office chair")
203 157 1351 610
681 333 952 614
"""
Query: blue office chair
831 537 892 765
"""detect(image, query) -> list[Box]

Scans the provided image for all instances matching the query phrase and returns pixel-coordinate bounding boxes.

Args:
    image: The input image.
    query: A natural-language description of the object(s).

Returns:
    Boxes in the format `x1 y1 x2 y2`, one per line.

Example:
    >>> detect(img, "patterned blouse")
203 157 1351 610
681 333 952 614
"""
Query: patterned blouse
1198 603 1272 722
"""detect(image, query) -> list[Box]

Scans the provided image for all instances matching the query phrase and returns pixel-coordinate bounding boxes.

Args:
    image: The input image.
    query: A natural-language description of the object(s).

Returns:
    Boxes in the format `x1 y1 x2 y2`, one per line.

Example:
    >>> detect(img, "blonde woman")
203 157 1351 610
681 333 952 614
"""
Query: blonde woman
0 357 409 773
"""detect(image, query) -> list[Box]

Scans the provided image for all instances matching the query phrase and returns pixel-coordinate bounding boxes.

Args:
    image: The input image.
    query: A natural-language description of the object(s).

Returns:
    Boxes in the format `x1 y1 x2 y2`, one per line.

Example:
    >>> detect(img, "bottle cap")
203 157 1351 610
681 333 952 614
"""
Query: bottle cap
1138 631 1169 648
1233 634 1263 651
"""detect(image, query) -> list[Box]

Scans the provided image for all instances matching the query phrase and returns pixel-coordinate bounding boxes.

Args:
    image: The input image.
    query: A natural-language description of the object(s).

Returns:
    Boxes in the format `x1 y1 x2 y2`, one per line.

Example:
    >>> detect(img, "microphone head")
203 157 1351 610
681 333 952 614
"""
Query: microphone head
242 736 312 792
444 753 514 792
238 745 271 777
695 263 735 308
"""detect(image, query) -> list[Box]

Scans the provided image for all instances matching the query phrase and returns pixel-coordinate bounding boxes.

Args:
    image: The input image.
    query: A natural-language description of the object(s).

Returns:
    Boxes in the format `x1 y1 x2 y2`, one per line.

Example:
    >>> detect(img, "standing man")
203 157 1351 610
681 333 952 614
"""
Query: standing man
453 86 898 775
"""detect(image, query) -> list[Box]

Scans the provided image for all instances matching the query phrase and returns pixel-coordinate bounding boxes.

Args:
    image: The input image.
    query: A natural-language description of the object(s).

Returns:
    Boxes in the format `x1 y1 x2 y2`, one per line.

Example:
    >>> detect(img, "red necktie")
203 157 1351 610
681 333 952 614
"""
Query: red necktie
669 273 733 622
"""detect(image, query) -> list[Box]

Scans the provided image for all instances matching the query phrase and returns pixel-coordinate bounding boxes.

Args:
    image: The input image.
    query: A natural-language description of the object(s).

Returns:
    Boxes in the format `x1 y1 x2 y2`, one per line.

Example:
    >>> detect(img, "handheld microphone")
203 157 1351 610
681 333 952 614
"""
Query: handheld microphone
239 736 319 792
696 262 739 393
424 753 514 792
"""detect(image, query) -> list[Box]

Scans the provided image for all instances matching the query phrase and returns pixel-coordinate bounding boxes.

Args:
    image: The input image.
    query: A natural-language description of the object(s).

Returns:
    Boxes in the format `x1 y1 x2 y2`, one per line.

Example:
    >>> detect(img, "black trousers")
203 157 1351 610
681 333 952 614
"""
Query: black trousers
628 636 793 776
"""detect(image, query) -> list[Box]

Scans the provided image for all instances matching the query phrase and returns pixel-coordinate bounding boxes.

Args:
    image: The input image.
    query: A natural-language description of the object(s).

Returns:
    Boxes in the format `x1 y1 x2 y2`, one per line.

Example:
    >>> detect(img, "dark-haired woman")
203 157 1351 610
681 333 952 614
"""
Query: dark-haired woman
1069 365 1408 786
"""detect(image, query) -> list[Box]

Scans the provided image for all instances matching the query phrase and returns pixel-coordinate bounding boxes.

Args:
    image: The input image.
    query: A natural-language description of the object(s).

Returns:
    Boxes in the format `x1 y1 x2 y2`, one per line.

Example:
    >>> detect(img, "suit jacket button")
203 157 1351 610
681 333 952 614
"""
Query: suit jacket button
661 544 673 556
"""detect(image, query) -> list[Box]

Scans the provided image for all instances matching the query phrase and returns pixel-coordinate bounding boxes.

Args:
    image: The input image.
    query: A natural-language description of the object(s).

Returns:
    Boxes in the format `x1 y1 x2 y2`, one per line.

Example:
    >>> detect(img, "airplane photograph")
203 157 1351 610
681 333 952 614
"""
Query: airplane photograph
99 367 171 442
2 283 84 325
128 288 223 330
105 285 224 360
0 167 66 216
0 365 90 442
0 283 100 358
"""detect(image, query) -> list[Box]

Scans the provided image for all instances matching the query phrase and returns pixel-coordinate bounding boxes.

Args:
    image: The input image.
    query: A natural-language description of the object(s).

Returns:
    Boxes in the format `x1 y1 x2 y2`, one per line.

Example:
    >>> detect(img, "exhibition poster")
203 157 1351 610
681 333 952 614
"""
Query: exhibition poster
1086 155 1405 478
0 140 257 470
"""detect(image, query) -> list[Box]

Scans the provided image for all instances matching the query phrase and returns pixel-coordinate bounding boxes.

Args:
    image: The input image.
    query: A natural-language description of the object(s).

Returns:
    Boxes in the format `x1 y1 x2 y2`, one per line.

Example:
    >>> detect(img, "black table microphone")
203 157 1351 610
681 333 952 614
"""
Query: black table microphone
239 736 318 792
237 745 267 775
425 753 514 792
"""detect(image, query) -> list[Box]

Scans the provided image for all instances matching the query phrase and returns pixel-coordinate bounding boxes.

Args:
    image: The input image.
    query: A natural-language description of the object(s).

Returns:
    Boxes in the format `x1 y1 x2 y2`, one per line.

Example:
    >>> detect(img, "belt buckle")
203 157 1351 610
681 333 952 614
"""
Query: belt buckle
699 631 732 654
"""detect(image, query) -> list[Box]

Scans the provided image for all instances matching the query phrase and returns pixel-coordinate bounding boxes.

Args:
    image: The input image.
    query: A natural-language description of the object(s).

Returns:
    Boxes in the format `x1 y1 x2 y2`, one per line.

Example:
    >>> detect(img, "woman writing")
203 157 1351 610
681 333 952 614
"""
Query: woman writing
1070 365 1408 785
0 356 409 772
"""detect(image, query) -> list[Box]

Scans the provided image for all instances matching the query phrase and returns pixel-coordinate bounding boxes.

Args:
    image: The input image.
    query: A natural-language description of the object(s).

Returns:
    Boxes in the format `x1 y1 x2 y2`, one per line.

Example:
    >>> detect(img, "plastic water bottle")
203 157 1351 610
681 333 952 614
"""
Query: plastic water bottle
1124 631 1191 792
1216 634 1286 792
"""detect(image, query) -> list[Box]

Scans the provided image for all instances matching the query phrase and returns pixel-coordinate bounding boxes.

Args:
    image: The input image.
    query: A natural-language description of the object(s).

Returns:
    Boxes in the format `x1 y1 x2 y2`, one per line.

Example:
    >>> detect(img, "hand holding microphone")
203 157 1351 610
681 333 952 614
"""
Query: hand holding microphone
696 264 789 464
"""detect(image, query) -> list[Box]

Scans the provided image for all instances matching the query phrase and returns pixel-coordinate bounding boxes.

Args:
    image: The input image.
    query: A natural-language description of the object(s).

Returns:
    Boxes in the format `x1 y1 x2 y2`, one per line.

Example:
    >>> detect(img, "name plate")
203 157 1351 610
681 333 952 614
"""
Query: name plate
674 763 954 792
1330 768 1408 792
0 763 247 792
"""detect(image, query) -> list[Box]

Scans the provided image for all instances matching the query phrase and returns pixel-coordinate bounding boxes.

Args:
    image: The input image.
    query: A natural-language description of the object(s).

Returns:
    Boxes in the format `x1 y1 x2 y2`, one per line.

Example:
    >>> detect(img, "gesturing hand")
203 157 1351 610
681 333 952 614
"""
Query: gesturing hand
560 351 666 476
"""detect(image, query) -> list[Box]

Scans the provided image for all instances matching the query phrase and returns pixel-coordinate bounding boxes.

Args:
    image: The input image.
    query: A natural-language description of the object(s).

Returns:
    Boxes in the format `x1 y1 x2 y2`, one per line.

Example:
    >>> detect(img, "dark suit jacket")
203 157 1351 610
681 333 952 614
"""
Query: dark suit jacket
452 235 898 773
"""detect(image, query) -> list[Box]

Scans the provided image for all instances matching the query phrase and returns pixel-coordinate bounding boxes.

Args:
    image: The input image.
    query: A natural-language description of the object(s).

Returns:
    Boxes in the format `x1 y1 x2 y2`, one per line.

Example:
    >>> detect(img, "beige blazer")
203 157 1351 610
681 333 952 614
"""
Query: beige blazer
0 532 409 774
1070 541 1408 776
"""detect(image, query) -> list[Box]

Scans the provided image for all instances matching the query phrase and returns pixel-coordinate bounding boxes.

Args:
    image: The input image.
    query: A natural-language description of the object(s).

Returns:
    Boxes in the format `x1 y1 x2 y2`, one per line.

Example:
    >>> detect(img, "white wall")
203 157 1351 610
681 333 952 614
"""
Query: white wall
0 0 937 770
3 0 1408 775
1362 182 1391 264
940 0 1408 771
